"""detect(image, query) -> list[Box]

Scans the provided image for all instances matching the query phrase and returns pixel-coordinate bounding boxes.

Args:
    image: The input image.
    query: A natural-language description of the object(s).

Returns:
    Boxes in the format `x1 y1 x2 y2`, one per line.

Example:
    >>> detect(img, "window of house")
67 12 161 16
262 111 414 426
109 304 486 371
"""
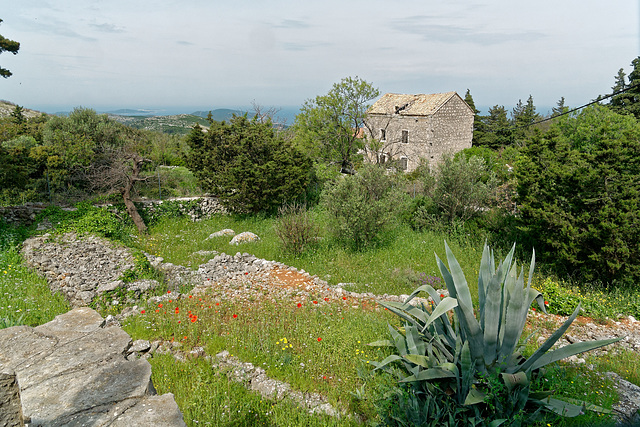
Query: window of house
401 130 408 143
380 129 386 141
399 157 408 171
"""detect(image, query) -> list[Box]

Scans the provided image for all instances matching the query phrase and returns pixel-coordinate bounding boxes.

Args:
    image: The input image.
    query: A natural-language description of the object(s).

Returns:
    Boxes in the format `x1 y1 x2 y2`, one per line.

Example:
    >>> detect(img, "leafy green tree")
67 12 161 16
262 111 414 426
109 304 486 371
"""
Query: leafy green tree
609 56 640 118
516 105 640 286
294 76 379 174
511 95 540 141
464 89 486 146
551 97 568 117
0 19 20 78
474 105 512 149
321 164 407 250
185 115 311 214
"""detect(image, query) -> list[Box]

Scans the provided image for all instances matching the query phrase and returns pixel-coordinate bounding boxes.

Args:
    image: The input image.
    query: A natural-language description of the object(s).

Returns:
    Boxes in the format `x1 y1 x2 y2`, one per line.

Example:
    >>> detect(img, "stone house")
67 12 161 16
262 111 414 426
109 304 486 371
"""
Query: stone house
364 92 474 172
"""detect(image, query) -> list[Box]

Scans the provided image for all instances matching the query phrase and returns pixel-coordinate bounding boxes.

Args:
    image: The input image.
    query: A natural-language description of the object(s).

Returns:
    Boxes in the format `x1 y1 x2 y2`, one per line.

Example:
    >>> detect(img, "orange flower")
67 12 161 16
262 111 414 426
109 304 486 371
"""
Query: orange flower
191 316 198 323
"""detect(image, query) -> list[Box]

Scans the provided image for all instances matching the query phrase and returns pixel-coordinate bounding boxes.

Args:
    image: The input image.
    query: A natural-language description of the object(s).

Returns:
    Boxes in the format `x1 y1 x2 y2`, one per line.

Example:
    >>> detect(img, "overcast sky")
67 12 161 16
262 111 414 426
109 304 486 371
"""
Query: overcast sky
1 1 639 115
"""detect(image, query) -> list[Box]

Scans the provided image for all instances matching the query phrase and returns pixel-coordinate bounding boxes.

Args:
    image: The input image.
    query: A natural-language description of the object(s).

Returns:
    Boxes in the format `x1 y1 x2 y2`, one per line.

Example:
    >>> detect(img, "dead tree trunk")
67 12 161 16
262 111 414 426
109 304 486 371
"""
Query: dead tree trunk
121 155 149 234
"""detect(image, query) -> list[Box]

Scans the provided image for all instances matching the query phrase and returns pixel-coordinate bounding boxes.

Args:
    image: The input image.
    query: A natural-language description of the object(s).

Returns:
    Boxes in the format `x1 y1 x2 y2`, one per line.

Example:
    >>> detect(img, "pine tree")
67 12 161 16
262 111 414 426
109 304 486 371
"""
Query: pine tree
0 19 20 78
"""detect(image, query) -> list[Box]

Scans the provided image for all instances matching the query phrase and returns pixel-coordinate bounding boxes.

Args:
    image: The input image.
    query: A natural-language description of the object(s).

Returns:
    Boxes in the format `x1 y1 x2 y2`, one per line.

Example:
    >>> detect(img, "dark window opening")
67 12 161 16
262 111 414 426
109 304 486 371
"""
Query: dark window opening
402 130 408 143
399 157 408 170
380 129 386 141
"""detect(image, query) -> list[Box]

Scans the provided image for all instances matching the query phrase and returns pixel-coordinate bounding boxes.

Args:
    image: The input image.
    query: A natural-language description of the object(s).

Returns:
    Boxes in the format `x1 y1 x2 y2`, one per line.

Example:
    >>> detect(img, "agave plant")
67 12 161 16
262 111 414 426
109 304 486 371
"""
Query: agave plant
371 242 620 424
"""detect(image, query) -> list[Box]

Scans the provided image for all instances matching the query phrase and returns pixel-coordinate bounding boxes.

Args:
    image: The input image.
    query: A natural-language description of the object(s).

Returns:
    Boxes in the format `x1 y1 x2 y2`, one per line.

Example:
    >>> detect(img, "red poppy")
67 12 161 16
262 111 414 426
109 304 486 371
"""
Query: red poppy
342 297 347 300
167 290 171 294
191 316 198 323
232 314 238 319
189 295 193 299
141 310 146 314
297 303 302 308
313 301 318 304
324 298 329 301
178 320 181 324
216 302 220 306
544 301 549 305
317 337 322 342
155 309 159 313
440 294 445 298
323 375 327 379
158 303 163 308
532 308 536 311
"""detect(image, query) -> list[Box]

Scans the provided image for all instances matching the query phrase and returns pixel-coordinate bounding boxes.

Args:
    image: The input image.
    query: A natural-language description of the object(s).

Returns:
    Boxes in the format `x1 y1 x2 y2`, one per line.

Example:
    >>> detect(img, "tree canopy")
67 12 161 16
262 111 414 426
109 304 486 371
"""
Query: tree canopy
185 115 312 214
294 76 379 174
0 19 20 78
516 104 640 285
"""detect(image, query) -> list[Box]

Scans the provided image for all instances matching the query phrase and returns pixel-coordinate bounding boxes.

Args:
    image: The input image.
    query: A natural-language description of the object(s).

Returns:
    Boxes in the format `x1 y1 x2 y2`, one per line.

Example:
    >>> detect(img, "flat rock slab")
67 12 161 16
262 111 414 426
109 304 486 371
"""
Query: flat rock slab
0 307 186 426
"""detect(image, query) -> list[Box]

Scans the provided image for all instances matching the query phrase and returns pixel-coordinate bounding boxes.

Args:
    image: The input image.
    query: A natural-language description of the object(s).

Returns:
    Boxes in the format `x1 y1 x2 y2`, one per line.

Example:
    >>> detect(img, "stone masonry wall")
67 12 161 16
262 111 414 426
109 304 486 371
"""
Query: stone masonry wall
366 95 473 172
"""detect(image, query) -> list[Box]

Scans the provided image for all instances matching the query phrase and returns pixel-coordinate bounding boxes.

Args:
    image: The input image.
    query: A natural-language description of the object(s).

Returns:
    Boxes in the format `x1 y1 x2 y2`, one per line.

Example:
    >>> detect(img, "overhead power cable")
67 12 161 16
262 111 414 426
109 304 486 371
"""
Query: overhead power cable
487 82 640 132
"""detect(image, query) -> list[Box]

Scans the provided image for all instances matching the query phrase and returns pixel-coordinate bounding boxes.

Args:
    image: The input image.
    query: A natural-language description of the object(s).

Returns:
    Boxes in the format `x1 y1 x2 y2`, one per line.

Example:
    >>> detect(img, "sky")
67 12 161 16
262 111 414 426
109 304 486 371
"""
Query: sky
1 0 639 117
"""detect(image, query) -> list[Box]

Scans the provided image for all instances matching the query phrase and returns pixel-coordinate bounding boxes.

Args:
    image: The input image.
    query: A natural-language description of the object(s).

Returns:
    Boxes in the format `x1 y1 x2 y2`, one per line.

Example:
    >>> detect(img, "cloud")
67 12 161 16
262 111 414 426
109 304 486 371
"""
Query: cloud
274 19 310 29
391 15 545 45
90 22 125 33
281 41 331 52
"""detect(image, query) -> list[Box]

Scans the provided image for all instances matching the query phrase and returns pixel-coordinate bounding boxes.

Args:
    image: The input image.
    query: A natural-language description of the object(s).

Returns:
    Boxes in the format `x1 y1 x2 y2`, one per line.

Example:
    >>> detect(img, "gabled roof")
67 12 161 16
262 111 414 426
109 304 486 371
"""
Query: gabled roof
368 92 472 116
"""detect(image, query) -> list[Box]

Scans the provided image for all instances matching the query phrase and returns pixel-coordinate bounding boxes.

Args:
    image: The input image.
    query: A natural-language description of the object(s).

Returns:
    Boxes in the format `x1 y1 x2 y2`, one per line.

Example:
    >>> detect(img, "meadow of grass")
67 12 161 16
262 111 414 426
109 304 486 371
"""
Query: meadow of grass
2 209 640 426
139 210 486 300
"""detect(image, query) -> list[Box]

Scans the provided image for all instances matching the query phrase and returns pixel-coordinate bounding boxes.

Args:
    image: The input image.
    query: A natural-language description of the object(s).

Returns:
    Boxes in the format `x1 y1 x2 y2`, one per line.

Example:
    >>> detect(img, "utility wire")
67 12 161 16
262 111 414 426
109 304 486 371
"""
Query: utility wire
486 82 640 132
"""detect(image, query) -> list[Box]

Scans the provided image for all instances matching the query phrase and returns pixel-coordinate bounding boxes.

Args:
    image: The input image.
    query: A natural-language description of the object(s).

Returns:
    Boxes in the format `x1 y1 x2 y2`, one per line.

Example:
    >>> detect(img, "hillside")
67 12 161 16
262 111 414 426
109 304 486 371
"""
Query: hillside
107 113 211 135
0 100 46 119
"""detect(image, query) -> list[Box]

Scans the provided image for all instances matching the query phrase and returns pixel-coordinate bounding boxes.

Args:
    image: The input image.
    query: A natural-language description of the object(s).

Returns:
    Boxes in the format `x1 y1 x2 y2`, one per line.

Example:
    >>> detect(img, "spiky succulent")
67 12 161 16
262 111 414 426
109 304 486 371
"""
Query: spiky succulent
371 242 620 423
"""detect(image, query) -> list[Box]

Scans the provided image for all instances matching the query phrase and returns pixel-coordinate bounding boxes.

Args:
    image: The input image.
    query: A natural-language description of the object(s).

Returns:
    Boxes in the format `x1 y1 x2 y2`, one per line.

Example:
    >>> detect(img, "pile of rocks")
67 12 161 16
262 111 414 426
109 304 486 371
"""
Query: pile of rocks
137 196 226 221
20 233 164 307
0 204 47 226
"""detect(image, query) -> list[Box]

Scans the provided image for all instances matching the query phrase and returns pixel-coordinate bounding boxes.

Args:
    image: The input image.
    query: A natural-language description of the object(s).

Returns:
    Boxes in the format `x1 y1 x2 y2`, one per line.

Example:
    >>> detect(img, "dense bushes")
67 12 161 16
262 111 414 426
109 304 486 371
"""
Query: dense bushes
185 115 312 214
516 105 640 286
321 165 408 250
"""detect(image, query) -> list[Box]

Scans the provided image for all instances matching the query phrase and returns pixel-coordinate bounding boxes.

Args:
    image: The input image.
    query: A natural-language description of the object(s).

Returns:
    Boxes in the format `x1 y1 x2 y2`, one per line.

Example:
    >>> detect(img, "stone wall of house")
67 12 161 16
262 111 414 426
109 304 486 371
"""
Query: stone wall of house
366 95 473 172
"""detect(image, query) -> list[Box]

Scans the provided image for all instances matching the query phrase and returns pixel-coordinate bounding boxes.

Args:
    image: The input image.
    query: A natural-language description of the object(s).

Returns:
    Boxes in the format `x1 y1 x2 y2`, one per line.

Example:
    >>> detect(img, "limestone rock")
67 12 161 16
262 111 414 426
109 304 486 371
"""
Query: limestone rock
0 307 186 426
229 232 260 245
207 229 235 239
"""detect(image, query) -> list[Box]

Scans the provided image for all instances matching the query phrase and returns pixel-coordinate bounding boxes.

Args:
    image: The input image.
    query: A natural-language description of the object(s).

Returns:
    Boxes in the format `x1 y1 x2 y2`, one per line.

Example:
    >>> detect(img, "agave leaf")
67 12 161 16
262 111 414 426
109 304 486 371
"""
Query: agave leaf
438 362 459 376
498 268 527 365
405 324 426 356
437 254 484 366
379 301 421 327
464 388 486 405
403 284 440 305
529 390 554 400
368 339 393 347
399 367 457 382
460 341 474 405
515 303 582 373
444 241 474 312
370 354 403 371
560 397 611 414
542 397 586 417
422 296 458 332
482 269 505 366
478 243 492 326
529 338 621 371
501 371 529 391
403 354 432 368
388 323 408 356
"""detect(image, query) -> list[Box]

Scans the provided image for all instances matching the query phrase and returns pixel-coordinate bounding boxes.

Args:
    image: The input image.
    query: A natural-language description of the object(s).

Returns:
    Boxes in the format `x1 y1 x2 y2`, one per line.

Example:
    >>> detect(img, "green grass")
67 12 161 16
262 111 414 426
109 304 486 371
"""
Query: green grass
0 245 70 327
3 211 640 426
139 211 485 299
